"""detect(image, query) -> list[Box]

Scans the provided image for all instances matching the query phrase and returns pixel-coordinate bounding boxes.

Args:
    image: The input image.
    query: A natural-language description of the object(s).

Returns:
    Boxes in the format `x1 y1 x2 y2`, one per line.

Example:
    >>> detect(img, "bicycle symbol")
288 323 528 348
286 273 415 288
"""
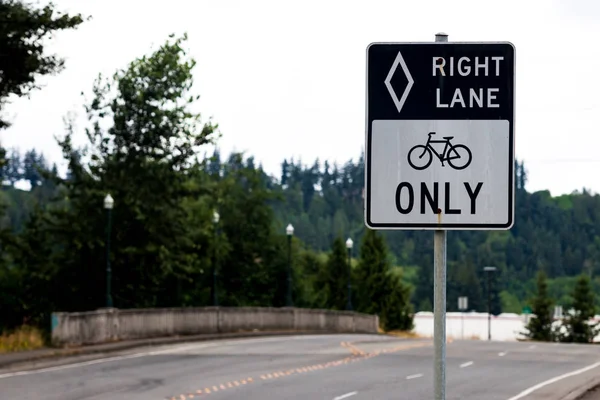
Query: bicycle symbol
407 132 472 171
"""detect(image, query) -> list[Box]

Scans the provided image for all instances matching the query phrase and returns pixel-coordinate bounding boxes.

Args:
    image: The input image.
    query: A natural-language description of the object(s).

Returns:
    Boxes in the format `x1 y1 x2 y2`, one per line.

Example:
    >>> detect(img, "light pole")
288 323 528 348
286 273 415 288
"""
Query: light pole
285 224 294 307
345 238 353 311
483 266 497 341
212 211 220 306
104 194 114 308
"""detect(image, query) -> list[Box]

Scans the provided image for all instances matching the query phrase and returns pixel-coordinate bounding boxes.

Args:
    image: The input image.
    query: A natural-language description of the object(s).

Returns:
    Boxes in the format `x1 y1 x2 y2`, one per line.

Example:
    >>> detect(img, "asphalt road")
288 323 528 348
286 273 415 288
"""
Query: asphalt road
1 334 600 400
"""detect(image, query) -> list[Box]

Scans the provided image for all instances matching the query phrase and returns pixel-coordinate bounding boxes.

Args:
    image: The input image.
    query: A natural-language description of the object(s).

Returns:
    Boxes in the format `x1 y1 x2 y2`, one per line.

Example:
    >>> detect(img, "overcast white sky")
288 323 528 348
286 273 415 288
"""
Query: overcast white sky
1 0 599 196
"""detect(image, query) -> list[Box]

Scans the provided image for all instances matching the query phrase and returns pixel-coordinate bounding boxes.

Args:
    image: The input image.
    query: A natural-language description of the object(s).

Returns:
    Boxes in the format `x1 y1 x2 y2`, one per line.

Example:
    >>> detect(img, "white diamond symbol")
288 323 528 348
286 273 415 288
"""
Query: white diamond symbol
384 51 414 113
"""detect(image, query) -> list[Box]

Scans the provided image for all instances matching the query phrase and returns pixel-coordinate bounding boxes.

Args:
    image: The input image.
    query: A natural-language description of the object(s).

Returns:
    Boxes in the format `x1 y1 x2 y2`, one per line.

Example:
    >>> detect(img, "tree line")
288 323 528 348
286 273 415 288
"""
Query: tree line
2 1 599 338
0 32 413 334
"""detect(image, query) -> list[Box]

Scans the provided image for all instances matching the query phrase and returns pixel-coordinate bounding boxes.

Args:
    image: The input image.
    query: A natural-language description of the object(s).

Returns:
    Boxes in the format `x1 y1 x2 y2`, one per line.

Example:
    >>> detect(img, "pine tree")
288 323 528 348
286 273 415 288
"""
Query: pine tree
559 274 599 343
355 229 413 331
381 274 414 331
319 237 349 310
355 229 390 315
523 270 554 341
7 149 22 186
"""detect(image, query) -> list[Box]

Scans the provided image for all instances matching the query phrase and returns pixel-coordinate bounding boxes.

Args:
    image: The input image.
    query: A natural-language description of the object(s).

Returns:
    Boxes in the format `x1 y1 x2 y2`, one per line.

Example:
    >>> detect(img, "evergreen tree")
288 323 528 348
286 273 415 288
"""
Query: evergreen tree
22 149 47 188
558 274 599 343
523 270 554 341
355 229 413 331
355 229 390 315
381 274 414 331
7 149 22 186
216 153 283 307
318 237 349 310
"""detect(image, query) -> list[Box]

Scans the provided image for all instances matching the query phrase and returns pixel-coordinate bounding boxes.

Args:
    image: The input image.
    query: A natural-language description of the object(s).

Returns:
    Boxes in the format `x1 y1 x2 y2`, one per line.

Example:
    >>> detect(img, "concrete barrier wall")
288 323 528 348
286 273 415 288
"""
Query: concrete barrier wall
51 307 379 346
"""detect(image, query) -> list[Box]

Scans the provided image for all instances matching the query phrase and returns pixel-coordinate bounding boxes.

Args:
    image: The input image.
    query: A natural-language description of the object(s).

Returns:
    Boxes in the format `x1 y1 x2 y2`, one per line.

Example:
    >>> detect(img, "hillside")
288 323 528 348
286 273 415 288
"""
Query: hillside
2 148 600 316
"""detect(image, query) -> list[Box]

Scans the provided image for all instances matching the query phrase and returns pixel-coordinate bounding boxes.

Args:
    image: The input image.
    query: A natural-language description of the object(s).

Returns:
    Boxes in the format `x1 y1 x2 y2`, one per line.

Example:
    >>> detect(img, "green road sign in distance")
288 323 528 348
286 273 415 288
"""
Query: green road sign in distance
522 306 532 314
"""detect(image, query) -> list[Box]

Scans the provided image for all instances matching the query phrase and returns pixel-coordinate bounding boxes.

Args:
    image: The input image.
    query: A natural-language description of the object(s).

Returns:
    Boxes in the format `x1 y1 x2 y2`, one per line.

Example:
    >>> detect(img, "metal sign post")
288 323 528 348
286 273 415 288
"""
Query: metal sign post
364 33 515 400
432 34 447 400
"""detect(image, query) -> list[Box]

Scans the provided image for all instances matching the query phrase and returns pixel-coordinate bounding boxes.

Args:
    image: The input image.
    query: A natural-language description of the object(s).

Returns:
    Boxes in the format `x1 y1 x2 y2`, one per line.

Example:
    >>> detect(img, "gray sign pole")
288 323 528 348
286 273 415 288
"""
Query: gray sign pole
433 32 448 400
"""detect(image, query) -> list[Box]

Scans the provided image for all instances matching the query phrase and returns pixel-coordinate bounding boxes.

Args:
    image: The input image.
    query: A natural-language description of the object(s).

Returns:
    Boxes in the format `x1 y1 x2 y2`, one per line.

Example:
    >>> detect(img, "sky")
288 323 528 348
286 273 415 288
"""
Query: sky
1 0 600 196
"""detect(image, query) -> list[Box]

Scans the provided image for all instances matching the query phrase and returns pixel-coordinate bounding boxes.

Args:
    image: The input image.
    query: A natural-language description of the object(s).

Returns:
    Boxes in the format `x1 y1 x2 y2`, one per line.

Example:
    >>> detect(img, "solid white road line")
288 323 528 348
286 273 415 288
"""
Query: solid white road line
0 342 204 379
460 361 473 368
506 361 600 400
0 334 349 380
0 336 318 379
333 391 358 400
406 374 423 380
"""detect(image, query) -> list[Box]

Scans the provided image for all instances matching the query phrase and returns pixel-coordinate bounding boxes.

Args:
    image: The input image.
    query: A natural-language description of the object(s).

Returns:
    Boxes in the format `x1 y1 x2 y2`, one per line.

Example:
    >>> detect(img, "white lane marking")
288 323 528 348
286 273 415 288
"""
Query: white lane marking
333 392 358 400
460 361 473 368
0 342 205 379
406 374 423 380
0 334 353 379
498 352 507 356
506 361 600 400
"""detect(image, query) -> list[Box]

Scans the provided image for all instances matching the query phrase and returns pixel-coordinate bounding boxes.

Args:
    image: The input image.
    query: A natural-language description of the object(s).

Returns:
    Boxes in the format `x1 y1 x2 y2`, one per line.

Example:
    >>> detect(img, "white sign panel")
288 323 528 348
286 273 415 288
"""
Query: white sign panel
370 120 510 226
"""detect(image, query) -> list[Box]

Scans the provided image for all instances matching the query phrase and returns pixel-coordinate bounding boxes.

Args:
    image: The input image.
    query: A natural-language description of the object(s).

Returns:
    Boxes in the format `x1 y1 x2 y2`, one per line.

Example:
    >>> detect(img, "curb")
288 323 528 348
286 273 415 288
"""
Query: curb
562 376 600 400
0 330 376 371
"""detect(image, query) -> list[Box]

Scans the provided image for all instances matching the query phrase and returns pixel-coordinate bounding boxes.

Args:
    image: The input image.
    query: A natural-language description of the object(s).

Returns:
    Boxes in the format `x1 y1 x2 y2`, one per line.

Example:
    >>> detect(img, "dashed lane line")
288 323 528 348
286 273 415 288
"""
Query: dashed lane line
406 374 423 380
460 361 473 368
166 341 432 399
333 391 358 400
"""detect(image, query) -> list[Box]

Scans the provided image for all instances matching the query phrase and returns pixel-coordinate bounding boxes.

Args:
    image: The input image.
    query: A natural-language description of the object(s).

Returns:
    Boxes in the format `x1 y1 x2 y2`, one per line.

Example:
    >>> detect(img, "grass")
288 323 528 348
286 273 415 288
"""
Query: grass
380 327 423 339
0 325 46 353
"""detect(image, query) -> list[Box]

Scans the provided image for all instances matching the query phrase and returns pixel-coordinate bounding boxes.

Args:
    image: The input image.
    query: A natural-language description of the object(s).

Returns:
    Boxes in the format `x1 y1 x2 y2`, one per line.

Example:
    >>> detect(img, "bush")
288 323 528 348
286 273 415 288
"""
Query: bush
0 325 45 353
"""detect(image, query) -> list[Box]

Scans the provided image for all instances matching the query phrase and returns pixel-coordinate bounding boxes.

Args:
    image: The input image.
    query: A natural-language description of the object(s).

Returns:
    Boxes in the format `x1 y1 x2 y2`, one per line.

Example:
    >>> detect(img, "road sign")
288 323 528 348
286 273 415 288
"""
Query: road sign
364 42 515 230
522 306 532 314
458 296 468 311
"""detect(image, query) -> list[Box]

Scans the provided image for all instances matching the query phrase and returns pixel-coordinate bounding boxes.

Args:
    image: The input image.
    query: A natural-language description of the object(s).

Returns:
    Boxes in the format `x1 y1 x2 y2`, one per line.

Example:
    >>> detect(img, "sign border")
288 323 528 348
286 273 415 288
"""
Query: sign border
364 41 516 230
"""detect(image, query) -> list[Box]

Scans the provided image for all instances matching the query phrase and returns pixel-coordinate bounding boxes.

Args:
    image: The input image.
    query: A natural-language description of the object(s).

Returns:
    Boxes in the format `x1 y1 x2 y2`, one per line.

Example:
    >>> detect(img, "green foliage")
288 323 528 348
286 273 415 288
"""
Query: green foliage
355 229 413 331
556 274 599 343
0 0 85 129
448 259 484 312
2 27 600 339
355 229 391 315
500 290 522 314
523 270 554 341
319 237 350 310
381 274 413 331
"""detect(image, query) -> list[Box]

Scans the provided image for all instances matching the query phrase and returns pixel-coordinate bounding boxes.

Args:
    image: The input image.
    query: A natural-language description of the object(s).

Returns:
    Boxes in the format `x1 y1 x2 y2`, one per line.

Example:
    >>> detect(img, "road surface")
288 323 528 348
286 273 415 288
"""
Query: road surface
1 334 599 400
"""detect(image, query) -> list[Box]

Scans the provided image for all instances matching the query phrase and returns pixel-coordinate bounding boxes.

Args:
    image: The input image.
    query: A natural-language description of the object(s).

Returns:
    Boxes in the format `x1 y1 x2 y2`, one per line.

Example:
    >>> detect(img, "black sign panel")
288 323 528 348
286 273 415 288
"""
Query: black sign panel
367 43 514 120
365 42 515 230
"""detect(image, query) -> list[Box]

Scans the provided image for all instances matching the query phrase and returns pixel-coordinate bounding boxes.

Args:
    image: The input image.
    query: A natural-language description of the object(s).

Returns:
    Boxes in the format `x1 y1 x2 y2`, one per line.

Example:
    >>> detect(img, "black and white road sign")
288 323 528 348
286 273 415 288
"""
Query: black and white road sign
364 42 515 230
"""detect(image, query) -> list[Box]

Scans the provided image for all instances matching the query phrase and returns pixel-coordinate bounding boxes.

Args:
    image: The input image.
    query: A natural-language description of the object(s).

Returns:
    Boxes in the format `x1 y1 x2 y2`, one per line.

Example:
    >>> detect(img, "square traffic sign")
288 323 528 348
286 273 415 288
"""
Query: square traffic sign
364 42 515 230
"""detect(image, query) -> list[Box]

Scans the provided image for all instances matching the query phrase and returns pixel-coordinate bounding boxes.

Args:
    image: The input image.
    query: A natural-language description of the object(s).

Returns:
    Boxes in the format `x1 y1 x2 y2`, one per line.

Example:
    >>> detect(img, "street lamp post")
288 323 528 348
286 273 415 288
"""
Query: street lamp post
285 224 294 307
212 211 220 306
483 266 497 341
345 238 353 311
104 194 114 308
